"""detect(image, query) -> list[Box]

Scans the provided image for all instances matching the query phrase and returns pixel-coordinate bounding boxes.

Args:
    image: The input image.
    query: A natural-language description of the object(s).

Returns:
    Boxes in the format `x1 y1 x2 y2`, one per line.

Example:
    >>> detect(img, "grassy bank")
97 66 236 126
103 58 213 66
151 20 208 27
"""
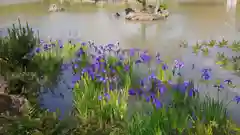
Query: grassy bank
0 2 48 15
0 1 126 14
1 21 240 135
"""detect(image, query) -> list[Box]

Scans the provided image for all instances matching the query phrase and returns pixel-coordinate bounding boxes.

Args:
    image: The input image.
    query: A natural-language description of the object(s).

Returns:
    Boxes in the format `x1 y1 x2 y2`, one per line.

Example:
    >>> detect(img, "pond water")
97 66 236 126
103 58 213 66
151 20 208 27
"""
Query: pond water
1 1 240 124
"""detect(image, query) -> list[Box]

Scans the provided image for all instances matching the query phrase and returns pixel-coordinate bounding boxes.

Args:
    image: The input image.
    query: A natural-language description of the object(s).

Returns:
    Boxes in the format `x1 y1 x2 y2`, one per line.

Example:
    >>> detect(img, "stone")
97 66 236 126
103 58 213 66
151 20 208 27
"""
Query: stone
147 5 155 14
0 94 30 116
0 76 7 94
48 4 65 12
125 11 167 21
125 8 135 15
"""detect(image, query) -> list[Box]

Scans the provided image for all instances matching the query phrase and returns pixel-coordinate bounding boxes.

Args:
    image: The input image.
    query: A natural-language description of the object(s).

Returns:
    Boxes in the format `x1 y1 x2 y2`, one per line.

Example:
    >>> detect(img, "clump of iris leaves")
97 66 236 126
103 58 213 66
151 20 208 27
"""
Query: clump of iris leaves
1 21 240 135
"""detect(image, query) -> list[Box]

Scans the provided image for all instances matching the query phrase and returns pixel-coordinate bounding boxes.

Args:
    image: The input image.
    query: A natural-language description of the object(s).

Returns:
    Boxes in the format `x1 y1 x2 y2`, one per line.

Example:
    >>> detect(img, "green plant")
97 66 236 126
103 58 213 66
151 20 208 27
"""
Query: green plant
0 107 78 135
0 20 65 97
1 24 240 135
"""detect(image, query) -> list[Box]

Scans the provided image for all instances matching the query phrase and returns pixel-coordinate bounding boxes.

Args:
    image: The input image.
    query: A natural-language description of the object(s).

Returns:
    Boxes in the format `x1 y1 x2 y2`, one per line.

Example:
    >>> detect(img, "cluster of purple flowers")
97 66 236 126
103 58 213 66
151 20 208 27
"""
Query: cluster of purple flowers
34 39 240 107
62 41 200 109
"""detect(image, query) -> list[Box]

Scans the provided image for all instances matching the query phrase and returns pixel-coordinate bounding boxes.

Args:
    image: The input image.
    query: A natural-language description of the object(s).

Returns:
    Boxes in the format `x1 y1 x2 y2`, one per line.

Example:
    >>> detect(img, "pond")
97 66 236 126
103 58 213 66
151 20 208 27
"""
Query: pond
1 1 240 124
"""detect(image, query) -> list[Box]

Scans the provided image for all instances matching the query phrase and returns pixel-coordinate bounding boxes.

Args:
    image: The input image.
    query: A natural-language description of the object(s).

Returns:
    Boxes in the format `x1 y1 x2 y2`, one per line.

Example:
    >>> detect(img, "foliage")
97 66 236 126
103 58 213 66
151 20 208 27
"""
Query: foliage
1 24 240 134
69 41 240 134
136 0 147 10
0 20 63 97
0 107 78 135
159 3 167 10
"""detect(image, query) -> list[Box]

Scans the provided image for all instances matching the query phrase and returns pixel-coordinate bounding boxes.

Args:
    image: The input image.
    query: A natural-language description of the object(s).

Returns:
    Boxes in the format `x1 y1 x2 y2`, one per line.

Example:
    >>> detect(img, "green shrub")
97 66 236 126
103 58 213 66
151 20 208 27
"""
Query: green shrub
0 20 63 96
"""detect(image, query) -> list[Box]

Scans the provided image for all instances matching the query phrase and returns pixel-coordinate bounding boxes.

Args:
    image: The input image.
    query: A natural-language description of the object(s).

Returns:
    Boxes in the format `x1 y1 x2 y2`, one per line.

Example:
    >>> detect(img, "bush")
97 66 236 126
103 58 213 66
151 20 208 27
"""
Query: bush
0 20 63 97
0 108 78 135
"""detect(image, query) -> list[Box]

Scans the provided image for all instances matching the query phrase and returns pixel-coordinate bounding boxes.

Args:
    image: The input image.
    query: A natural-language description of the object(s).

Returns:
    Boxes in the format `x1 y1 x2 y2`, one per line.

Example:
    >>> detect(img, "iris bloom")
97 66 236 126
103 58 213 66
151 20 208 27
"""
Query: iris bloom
162 63 168 70
140 79 144 87
135 59 142 64
58 40 64 48
156 52 162 64
188 89 194 97
213 84 224 91
43 44 48 51
73 64 78 69
140 52 151 63
159 85 166 94
224 79 232 85
76 48 85 57
104 93 110 100
174 60 184 68
201 71 211 80
98 93 110 101
81 42 86 46
124 64 130 72
35 47 41 53
201 68 211 73
234 95 240 104
99 77 107 83
129 48 135 57
153 98 162 109
148 73 157 80
98 95 103 100
128 89 136 95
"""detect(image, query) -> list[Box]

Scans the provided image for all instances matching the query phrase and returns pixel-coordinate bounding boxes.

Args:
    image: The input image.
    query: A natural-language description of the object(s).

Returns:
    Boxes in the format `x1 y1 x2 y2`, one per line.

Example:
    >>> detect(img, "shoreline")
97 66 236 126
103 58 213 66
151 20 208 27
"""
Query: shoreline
0 0 40 6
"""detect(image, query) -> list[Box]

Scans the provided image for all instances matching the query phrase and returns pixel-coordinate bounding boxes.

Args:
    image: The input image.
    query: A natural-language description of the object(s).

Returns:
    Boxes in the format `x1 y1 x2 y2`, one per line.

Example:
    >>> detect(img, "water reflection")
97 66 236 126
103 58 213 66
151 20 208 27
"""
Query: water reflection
140 23 146 44
226 0 237 11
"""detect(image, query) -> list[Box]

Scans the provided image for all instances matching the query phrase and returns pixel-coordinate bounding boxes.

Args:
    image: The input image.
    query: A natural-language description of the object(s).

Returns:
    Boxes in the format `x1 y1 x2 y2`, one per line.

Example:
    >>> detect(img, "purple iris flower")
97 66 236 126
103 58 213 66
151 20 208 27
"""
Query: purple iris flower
234 95 240 104
140 53 151 63
35 47 41 53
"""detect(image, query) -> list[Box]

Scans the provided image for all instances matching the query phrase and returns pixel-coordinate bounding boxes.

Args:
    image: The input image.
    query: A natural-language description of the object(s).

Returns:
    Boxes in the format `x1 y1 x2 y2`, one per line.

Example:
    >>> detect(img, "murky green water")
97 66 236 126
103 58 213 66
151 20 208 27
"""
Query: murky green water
1 1 240 123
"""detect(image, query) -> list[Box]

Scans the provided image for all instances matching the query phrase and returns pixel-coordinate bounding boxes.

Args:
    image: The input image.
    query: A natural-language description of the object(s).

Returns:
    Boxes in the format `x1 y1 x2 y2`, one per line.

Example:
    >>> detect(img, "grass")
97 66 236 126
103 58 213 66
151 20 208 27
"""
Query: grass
1 21 240 134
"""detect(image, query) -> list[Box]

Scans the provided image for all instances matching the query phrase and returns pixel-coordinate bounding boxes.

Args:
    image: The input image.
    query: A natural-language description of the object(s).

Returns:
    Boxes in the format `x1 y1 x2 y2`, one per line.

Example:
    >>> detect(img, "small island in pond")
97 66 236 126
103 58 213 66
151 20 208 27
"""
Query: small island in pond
124 2 169 21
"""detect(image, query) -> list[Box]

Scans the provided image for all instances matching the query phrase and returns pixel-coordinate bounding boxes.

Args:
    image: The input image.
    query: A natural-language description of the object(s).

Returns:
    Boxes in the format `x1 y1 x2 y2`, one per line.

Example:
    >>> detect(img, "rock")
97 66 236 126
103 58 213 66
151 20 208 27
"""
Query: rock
125 8 135 15
132 15 154 21
125 12 136 20
48 4 65 12
147 5 155 14
0 76 7 94
161 10 169 17
125 10 169 21
115 12 120 17
0 94 30 116
0 94 30 135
